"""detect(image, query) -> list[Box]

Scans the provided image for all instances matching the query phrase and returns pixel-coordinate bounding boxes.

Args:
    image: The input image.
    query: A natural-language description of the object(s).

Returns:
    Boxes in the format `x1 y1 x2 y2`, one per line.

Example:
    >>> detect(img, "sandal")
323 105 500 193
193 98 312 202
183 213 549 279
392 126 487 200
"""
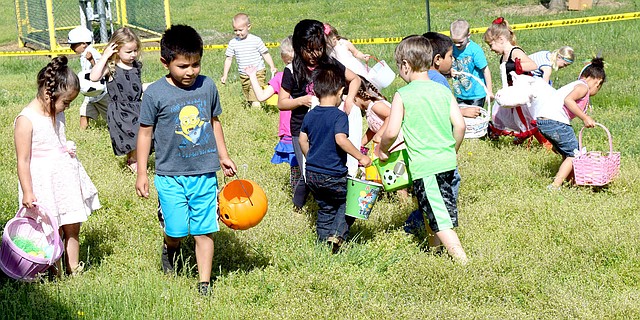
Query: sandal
127 160 138 173
70 261 85 276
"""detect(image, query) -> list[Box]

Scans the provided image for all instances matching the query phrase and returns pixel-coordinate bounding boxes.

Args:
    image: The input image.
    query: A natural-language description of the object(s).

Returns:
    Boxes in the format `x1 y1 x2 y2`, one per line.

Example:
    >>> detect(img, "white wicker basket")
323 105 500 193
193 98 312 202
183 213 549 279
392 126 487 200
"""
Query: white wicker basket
455 72 491 139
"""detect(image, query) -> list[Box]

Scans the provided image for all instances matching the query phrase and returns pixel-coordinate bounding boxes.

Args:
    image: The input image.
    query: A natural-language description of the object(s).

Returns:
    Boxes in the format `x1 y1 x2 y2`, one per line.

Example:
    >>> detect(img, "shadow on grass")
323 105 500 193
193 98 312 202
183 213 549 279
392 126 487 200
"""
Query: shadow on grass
174 229 271 281
0 274 76 319
80 222 117 271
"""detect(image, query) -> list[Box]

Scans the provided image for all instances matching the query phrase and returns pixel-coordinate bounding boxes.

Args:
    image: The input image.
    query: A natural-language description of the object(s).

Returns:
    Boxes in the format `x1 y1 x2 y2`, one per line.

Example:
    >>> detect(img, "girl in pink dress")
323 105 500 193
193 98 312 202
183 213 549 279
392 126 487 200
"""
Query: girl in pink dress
14 56 100 276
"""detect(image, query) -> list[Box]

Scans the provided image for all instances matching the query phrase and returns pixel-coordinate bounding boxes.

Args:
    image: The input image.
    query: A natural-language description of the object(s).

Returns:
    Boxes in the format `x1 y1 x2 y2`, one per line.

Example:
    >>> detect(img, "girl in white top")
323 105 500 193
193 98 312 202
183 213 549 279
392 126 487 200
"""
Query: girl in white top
324 23 370 80
14 56 100 276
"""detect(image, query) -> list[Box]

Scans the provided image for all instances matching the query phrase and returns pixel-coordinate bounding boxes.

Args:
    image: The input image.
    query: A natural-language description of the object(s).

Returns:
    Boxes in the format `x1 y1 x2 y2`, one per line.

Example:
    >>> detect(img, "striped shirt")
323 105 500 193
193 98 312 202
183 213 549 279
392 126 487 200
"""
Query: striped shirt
225 34 268 74
529 51 552 79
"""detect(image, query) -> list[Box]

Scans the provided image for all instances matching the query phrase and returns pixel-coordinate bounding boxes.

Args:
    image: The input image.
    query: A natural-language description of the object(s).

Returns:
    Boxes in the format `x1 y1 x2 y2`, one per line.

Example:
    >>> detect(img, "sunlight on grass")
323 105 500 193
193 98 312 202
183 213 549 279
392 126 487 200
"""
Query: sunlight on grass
1 0 640 318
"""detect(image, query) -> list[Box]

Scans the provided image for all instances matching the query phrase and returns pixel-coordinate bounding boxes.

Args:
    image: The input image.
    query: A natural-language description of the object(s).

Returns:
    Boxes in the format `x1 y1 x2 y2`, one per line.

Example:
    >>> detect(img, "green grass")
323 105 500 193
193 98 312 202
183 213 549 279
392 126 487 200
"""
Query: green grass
1 0 640 319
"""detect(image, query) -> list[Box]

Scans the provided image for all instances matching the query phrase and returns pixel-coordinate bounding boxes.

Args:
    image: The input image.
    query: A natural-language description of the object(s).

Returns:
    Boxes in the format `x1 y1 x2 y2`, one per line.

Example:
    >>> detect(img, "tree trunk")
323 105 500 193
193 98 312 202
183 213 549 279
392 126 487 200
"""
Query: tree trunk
548 0 566 10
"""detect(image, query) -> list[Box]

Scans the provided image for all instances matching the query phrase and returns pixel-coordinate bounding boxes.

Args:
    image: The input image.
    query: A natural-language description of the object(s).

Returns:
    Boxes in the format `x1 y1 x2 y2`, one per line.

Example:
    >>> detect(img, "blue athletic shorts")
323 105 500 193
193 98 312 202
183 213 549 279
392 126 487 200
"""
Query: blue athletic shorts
536 119 578 157
413 170 458 233
155 173 219 237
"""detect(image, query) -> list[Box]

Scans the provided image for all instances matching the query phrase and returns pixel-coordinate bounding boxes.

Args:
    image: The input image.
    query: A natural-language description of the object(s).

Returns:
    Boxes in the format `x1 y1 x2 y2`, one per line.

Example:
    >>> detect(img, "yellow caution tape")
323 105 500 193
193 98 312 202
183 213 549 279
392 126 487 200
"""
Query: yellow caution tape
1 12 638 57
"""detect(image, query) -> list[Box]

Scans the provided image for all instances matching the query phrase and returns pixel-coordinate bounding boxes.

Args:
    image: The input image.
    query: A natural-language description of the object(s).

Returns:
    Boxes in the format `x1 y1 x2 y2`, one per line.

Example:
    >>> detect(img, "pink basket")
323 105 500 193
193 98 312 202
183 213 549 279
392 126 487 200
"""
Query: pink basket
0 204 63 281
573 123 621 186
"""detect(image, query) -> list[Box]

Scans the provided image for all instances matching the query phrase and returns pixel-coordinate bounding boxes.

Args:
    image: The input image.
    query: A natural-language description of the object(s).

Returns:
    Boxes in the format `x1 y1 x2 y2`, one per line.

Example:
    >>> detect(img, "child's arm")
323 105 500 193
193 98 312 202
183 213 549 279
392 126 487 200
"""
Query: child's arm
135 125 153 198
244 66 276 102
449 96 466 152
378 92 404 161
363 101 392 145
299 132 310 156
220 56 233 84
14 116 36 208
564 84 595 128
212 116 238 177
89 42 116 81
362 128 375 147
482 65 494 98
345 40 369 61
343 69 362 114
278 87 313 111
511 49 538 73
336 133 372 167
262 52 277 76
540 66 553 84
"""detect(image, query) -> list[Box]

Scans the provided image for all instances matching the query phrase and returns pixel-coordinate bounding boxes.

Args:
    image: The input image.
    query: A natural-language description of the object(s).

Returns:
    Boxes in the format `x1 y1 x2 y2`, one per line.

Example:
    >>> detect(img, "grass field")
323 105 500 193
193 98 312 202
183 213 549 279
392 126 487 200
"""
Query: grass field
1 0 640 319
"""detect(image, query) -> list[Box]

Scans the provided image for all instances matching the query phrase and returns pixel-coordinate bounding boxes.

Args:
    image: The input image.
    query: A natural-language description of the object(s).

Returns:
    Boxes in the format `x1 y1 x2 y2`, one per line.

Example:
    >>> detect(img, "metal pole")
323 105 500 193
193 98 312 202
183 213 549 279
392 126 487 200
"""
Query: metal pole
426 0 431 32
96 0 108 43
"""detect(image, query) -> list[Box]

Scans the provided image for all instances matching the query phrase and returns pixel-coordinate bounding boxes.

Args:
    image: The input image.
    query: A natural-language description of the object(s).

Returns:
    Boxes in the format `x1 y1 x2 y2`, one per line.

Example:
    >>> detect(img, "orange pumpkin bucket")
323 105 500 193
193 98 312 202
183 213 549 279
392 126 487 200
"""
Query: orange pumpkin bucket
218 179 268 230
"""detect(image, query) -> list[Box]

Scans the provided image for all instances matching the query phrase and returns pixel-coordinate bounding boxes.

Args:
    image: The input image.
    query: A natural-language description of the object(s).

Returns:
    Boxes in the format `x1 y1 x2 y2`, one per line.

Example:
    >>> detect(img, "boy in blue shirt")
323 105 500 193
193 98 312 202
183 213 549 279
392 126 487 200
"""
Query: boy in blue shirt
299 64 371 253
136 25 237 295
450 19 493 116
379 35 467 263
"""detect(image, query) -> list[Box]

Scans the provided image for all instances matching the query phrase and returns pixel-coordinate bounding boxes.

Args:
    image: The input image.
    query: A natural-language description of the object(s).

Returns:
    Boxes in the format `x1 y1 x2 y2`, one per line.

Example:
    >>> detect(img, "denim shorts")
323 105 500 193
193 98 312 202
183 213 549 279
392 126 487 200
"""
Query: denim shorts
536 119 578 157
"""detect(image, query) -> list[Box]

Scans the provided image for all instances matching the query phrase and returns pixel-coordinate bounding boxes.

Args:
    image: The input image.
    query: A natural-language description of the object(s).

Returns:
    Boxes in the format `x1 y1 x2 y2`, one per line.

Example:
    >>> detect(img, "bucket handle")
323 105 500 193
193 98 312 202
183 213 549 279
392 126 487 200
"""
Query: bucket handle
232 172 254 206
219 164 255 206
364 55 385 72
18 203 63 266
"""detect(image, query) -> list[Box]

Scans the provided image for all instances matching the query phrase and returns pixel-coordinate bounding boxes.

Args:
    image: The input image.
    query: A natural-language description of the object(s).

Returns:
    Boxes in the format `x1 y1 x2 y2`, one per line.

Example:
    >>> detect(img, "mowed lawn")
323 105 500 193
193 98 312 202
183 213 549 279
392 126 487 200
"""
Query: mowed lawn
0 0 639 319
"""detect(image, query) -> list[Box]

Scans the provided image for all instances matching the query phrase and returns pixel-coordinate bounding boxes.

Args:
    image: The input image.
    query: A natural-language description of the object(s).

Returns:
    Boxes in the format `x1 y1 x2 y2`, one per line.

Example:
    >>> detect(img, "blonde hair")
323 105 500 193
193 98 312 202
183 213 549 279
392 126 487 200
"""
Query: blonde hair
483 17 517 45
550 46 575 70
106 27 142 74
394 35 432 72
450 19 470 38
280 35 294 63
233 13 250 26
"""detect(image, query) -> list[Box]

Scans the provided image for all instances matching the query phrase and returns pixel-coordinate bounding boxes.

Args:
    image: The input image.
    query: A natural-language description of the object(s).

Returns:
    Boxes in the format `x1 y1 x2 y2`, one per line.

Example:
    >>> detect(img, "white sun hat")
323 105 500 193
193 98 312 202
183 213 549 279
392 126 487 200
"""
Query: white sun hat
67 26 93 44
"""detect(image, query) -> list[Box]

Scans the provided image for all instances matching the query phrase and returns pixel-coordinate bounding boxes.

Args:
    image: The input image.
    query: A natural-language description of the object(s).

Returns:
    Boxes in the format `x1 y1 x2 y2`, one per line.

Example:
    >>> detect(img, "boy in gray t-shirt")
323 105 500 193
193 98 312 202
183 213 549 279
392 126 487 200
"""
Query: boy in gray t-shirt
135 25 237 296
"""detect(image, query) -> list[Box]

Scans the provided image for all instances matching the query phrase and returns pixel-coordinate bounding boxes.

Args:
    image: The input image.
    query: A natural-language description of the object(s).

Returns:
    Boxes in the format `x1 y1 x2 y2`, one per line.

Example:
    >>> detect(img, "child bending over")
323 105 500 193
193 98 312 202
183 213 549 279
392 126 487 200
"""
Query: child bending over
536 57 606 190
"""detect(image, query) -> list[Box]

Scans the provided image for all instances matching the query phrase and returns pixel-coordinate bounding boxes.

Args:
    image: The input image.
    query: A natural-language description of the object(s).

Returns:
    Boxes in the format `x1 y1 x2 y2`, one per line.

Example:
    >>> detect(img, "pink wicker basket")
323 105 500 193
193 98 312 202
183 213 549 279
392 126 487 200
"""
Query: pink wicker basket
0 204 63 281
573 123 620 186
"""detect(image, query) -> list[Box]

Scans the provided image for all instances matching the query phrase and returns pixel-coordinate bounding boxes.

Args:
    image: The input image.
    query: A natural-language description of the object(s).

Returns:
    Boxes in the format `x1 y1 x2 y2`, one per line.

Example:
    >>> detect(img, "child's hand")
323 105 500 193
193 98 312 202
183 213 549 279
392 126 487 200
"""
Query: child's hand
244 65 258 76
375 147 389 162
135 174 149 198
85 51 94 63
220 75 227 84
582 115 596 128
460 106 482 118
358 155 372 167
21 192 37 209
103 42 118 58
297 95 314 107
66 141 77 158
220 157 237 177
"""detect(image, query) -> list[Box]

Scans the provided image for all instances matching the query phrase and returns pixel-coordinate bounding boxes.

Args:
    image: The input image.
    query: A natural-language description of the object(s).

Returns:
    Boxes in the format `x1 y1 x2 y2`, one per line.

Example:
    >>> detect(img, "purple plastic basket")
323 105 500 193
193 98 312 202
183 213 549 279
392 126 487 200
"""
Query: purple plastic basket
0 205 63 281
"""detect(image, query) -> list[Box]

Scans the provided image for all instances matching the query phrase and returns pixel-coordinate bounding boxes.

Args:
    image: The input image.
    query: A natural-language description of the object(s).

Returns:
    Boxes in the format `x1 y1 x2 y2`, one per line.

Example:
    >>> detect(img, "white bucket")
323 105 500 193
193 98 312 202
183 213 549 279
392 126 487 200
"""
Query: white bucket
368 59 395 89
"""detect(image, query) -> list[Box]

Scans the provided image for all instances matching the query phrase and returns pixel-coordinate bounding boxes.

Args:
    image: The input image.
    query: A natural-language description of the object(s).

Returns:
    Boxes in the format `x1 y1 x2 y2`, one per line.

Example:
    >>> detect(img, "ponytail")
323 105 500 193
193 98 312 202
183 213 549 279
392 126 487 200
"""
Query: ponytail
36 56 80 124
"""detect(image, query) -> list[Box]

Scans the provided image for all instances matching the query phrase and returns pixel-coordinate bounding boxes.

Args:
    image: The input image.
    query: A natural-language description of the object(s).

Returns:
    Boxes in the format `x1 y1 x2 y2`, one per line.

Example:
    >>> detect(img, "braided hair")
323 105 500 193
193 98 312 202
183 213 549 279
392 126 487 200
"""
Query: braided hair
356 78 386 102
36 56 80 125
